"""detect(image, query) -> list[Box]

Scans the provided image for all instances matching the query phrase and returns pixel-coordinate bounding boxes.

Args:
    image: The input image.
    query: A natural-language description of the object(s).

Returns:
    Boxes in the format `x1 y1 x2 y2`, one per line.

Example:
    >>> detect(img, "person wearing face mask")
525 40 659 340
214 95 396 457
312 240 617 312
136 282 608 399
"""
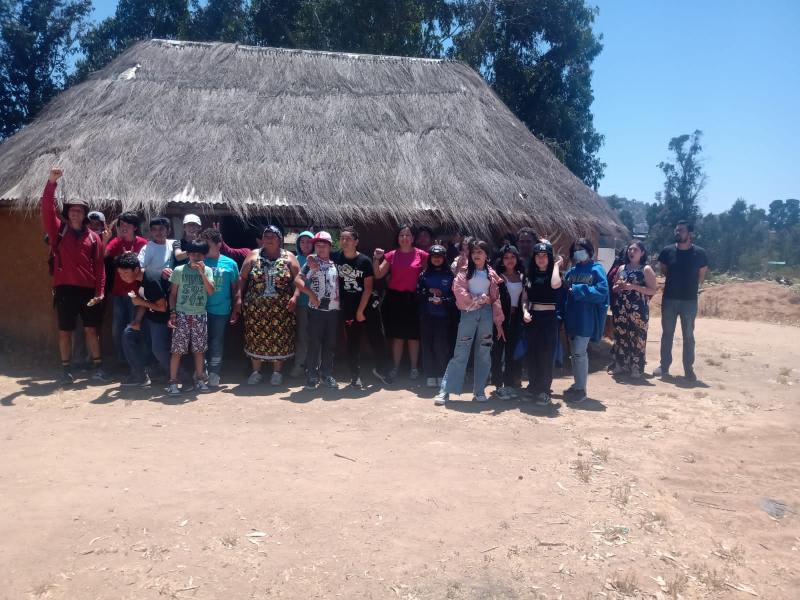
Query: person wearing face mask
654 220 708 381
562 238 609 403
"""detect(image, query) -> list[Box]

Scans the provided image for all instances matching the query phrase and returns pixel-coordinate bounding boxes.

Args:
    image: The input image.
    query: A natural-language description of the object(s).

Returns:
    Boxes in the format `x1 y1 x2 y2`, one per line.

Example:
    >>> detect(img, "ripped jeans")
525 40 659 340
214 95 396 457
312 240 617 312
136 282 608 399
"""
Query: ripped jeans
441 305 494 397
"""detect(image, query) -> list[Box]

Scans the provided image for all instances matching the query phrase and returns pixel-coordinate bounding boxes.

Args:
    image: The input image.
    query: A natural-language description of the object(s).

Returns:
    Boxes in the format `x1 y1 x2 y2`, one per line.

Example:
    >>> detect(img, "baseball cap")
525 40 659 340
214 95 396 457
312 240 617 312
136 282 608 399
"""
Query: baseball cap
183 214 201 226
87 211 106 223
262 225 283 239
429 244 447 256
533 241 553 255
312 231 333 245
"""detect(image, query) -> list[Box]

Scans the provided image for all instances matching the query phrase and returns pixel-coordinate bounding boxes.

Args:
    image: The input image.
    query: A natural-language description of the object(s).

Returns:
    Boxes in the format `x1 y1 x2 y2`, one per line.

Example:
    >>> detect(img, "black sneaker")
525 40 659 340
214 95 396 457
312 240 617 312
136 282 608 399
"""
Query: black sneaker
349 377 364 390
59 370 75 386
305 378 319 390
684 369 697 382
121 374 151 387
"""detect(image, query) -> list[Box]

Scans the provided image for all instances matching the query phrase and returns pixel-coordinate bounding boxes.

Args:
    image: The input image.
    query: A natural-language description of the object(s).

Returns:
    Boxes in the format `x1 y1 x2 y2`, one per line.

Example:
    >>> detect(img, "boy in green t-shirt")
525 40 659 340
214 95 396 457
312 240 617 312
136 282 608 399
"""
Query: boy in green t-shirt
167 239 215 395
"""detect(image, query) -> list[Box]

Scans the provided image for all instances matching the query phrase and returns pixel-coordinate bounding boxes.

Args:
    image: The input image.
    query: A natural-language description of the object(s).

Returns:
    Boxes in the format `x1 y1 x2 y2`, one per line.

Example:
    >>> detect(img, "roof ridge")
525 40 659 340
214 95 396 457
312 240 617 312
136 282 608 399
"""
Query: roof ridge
149 38 448 64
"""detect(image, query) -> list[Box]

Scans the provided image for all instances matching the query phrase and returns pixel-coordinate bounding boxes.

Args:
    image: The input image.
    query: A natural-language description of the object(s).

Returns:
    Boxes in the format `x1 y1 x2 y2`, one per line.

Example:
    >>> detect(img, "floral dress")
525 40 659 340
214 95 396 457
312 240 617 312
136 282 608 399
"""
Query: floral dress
243 249 296 361
611 266 649 374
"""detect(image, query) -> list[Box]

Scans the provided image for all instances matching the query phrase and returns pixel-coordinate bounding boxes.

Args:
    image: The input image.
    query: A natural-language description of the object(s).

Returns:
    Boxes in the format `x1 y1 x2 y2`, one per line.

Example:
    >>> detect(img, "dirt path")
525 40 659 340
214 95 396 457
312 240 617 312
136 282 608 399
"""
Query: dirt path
0 318 798 599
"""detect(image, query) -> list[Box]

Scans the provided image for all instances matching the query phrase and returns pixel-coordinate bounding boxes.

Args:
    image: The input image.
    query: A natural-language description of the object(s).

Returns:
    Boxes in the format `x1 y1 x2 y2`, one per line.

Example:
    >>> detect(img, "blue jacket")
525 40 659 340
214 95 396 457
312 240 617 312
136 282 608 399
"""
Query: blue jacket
417 267 455 319
562 261 609 342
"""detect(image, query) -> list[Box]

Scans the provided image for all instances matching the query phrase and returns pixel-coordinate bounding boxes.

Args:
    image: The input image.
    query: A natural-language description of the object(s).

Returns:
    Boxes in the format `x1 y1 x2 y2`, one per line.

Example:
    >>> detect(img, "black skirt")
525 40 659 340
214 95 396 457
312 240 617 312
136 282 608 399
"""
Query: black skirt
382 289 421 340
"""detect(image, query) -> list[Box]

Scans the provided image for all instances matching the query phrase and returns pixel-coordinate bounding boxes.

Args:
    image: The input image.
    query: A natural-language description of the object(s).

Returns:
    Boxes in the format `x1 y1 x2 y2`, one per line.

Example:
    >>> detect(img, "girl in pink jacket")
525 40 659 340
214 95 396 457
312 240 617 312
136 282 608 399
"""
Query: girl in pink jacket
435 240 505 405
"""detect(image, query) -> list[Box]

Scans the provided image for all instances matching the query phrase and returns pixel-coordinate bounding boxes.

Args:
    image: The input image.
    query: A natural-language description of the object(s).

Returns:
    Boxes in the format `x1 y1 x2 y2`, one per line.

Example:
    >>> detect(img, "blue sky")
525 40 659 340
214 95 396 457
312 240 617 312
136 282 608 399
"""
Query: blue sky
88 0 799 213
592 0 799 212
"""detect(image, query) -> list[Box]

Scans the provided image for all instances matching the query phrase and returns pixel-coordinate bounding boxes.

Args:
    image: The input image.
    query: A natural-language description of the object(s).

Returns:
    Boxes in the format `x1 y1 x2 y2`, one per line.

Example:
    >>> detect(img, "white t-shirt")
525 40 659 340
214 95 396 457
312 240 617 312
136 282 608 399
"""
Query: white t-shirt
138 239 175 280
468 269 490 297
506 280 523 307
301 258 340 311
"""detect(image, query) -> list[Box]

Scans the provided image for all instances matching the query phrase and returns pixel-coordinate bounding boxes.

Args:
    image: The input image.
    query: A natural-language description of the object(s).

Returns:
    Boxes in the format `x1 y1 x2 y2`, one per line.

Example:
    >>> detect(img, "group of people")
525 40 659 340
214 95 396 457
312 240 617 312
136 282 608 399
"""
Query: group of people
42 168 708 404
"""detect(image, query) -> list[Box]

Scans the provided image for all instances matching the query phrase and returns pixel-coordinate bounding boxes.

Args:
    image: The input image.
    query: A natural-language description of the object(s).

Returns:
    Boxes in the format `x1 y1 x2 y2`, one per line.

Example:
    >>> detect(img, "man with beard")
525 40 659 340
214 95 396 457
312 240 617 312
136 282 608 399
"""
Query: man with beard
655 220 708 381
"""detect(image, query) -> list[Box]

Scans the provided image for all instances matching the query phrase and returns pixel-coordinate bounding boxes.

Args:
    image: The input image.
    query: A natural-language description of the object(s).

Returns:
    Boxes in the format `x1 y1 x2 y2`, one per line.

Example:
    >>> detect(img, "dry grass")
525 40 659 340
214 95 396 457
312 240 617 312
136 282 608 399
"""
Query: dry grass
712 541 745 565
610 481 632 506
0 40 623 240
592 446 610 462
691 563 729 591
639 510 669 532
573 458 592 483
221 533 238 549
665 572 688 598
609 570 639 595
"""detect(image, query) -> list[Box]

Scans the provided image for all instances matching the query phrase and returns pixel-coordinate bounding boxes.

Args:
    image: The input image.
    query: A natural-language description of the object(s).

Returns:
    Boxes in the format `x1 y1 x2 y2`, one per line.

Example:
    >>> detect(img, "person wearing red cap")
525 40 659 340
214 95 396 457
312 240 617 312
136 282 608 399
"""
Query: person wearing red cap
295 231 341 390
41 167 107 385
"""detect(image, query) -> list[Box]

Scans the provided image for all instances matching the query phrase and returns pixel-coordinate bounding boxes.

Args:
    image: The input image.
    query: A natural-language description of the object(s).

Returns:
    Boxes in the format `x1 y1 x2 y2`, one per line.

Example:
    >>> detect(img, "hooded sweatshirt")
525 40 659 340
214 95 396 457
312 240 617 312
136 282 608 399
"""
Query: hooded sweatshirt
417 265 455 319
294 231 314 308
562 261 609 341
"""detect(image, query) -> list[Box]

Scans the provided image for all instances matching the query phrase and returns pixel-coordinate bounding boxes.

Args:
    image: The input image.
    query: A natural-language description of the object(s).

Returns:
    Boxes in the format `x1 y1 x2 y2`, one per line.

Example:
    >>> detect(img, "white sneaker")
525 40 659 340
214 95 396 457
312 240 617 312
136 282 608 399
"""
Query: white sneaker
247 371 263 385
270 371 283 386
208 372 221 387
426 377 438 388
434 391 448 406
409 368 420 380
653 366 668 377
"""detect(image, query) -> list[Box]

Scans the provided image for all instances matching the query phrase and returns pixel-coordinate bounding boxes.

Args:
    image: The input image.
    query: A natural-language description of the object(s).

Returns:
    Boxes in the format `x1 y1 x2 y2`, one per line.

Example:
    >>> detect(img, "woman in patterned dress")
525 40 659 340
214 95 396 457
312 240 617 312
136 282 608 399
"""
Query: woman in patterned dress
609 241 658 378
239 225 300 386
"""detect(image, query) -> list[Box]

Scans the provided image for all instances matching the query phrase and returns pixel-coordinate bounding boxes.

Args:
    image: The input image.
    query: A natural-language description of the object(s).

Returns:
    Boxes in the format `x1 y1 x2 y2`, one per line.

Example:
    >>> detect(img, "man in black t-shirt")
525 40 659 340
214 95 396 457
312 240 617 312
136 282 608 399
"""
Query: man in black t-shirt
115 252 172 387
333 226 391 388
655 220 709 381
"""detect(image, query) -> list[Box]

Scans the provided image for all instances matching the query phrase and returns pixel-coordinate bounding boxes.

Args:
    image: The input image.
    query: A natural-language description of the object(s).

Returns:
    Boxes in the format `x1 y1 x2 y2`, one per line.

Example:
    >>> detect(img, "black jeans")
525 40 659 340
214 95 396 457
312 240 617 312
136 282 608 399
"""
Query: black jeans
306 309 340 379
420 313 451 379
491 309 522 387
526 310 559 395
343 304 388 378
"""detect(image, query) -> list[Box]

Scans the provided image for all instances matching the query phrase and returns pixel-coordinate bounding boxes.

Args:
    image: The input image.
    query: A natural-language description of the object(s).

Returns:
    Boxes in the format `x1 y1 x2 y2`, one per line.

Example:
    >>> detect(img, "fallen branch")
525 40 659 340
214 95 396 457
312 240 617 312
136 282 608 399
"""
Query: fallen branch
334 453 357 462
481 546 499 553
724 581 758 596
692 497 736 512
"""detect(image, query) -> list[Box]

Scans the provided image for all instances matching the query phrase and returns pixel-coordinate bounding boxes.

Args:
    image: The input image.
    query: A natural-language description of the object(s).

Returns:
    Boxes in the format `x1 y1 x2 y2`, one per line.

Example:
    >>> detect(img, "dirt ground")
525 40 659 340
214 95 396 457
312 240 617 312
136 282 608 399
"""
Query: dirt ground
1 316 798 600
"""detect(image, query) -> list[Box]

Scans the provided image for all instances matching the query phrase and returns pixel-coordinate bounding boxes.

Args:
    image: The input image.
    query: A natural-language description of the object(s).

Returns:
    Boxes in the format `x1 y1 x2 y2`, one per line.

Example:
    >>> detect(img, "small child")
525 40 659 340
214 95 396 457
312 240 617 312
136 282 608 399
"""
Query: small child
167 239 215 395
417 245 455 387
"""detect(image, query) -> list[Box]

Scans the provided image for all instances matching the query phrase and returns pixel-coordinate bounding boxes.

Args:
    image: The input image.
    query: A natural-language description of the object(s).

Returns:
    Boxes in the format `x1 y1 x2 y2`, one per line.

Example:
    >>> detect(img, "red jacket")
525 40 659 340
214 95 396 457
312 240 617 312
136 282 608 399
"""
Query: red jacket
41 181 105 296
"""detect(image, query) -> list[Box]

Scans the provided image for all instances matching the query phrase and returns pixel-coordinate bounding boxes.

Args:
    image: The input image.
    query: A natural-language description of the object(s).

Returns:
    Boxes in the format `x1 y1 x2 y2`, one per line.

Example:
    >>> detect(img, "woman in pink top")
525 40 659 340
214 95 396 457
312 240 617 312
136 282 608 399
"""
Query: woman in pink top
373 224 429 380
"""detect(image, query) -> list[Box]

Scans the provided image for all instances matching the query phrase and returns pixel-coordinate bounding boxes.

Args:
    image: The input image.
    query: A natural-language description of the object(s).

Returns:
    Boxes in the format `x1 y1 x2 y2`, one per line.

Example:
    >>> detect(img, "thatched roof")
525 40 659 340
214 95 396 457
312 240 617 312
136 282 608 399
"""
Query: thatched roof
0 39 624 238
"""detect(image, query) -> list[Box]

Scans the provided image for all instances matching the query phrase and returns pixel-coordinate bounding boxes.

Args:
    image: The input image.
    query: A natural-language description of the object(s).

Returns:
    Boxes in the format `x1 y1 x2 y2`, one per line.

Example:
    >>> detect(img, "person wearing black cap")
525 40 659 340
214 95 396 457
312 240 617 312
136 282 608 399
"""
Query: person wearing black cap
416 244 455 387
41 167 107 384
524 241 563 406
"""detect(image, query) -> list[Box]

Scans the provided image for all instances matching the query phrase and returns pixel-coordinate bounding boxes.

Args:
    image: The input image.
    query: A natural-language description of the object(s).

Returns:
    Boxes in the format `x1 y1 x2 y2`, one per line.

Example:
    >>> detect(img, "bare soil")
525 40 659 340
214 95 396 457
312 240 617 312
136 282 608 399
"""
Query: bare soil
1 316 798 599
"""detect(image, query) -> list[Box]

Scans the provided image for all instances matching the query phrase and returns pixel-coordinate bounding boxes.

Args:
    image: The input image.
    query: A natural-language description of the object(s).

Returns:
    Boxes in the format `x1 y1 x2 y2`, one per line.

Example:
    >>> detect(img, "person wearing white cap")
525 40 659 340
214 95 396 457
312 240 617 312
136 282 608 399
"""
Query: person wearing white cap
173 214 203 267
295 231 341 390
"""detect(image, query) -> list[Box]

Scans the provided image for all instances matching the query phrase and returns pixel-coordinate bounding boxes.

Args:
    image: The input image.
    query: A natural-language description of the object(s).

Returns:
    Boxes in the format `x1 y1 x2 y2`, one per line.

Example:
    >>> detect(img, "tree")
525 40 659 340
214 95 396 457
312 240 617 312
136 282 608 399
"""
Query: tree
72 0 190 80
446 0 605 188
647 130 707 249
0 0 91 139
190 0 248 43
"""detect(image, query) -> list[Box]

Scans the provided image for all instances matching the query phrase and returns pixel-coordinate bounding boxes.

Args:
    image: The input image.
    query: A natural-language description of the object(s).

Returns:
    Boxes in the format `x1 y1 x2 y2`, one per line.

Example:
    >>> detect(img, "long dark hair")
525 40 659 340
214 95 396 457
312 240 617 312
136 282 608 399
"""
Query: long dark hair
569 237 595 261
623 240 649 266
396 223 416 246
424 251 447 274
466 240 491 280
527 243 554 280
493 244 524 275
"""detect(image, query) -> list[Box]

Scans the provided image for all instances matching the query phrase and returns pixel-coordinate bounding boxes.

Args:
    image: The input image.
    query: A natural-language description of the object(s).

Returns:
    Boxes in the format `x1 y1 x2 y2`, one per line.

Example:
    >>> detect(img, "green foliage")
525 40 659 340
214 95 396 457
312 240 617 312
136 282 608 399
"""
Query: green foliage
191 0 248 43
445 0 605 188
647 130 706 249
0 0 91 139
72 0 190 80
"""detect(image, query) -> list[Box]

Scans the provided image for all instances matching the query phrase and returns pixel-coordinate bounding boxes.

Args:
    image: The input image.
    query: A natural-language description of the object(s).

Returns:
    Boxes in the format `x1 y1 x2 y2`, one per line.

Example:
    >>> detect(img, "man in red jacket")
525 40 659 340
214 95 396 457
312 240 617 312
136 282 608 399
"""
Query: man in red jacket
41 168 107 384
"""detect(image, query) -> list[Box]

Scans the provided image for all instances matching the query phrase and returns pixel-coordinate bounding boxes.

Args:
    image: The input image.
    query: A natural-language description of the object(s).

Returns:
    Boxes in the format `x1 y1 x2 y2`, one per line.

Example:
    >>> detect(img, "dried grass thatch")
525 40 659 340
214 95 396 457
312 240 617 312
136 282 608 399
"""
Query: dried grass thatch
0 39 624 238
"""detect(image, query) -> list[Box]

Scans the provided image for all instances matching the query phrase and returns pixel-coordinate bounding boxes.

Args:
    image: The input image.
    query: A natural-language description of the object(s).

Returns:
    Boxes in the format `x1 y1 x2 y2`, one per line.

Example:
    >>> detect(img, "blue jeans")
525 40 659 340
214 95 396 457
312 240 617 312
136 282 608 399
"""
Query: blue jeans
660 298 698 372
112 295 136 361
122 319 171 378
441 305 494 396
570 335 591 392
206 313 229 375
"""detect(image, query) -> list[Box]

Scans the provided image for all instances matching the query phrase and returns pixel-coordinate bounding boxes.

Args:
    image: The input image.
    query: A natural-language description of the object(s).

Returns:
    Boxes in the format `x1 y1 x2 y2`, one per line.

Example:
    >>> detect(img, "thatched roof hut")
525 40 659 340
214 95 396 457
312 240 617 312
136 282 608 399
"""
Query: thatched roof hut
0 39 623 240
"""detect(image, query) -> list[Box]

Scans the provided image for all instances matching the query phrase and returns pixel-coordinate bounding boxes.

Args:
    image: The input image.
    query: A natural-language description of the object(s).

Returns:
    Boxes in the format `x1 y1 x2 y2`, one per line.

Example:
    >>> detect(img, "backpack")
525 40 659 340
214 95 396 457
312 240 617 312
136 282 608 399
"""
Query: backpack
47 223 99 275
